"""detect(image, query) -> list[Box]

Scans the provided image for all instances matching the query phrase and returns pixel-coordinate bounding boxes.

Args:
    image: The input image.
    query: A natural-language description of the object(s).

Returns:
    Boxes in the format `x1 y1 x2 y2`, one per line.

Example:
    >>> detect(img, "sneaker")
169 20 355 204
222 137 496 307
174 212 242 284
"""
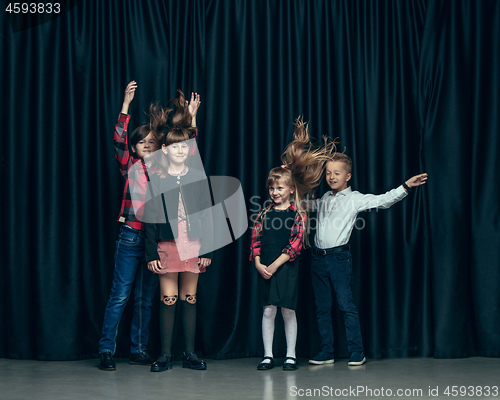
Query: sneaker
348 352 366 366
99 352 116 371
309 352 334 365
129 351 154 365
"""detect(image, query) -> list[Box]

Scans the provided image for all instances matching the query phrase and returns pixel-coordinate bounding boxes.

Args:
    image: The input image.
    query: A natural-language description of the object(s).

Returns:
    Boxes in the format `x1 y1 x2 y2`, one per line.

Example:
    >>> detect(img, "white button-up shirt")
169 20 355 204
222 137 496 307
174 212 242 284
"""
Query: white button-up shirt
314 186 408 249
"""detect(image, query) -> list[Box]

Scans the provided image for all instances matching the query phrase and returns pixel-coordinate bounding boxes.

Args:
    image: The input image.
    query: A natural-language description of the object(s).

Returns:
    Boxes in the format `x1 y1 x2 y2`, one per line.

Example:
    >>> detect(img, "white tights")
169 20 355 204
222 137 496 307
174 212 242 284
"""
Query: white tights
261 305 297 362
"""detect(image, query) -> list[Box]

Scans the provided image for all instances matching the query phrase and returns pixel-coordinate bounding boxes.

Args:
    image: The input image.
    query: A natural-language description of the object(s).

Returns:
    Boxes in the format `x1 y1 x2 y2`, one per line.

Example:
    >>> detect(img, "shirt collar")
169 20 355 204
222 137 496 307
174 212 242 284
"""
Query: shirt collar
329 187 352 197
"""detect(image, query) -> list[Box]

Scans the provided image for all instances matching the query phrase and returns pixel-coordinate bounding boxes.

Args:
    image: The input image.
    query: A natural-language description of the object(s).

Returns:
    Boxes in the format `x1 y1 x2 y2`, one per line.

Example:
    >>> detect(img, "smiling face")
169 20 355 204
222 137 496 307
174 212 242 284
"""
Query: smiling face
268 179 295 209
132 132 158 159
163 141 190 167
325 160 351 194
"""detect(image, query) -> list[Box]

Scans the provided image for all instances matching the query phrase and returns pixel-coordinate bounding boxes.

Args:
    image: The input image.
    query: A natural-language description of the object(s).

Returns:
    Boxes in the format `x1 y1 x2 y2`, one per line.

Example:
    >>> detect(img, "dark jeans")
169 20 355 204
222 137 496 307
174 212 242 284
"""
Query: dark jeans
99 225 158 354
311 247 363 354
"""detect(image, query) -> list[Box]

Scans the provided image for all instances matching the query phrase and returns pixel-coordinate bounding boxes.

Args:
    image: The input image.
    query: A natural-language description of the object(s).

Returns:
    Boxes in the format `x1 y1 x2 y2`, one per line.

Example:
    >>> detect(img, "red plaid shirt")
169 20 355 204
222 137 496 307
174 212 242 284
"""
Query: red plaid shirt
249 203 304 262
115 113 149 230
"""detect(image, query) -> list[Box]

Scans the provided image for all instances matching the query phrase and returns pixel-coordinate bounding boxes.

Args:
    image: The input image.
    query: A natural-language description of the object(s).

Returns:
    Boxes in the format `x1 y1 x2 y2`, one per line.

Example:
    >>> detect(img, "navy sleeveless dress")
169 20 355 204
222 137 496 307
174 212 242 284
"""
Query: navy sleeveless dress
258 208 299 310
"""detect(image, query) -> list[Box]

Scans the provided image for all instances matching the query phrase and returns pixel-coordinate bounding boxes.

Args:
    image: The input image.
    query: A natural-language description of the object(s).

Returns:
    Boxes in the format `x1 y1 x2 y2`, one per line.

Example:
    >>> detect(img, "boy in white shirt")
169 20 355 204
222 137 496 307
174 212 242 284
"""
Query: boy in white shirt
309 153 427 366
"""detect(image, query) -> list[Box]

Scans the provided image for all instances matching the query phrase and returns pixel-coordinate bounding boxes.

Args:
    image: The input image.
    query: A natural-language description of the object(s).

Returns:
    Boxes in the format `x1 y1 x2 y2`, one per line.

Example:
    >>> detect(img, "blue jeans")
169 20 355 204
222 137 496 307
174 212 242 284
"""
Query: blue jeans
99 225 158 354
311 247 363 354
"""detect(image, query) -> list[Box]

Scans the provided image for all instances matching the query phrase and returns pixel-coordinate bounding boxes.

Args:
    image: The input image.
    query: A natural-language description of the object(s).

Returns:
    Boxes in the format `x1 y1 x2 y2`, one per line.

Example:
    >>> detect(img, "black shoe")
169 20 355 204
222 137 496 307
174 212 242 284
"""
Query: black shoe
257 356 274 370
150 355 172 372
99 353 116 371
130 351 154 365
283 357 298 371
182 352 207 370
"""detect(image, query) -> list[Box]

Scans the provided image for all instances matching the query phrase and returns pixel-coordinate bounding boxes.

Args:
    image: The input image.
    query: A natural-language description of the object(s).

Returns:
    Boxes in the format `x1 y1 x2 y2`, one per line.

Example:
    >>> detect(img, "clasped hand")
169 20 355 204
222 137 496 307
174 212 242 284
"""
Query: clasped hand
148 257 211 274
255 260 278 280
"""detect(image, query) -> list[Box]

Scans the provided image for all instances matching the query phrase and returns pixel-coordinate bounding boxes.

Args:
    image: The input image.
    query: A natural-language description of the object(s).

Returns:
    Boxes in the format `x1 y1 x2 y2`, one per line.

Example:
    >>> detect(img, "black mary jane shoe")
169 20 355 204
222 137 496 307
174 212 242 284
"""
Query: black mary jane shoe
150 355 172 372
283 357 298 371
182 352 207 370
257 356 274 370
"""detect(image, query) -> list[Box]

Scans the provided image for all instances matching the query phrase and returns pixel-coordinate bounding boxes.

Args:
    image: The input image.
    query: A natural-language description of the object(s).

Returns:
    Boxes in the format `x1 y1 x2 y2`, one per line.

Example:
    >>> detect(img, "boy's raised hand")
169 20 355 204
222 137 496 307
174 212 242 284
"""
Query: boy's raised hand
405 173 428 188
121 81 137 114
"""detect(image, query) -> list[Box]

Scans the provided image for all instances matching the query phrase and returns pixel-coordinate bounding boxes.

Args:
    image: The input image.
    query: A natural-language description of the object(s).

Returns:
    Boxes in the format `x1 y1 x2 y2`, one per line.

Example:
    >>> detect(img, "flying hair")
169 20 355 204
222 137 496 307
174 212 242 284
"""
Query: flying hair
257 116 338 247
148 90 197 177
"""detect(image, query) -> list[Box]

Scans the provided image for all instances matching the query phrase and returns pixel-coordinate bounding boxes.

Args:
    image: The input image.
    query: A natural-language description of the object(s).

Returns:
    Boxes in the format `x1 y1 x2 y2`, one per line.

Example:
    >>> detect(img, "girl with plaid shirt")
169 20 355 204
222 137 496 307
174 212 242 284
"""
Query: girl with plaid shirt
250 118 336 371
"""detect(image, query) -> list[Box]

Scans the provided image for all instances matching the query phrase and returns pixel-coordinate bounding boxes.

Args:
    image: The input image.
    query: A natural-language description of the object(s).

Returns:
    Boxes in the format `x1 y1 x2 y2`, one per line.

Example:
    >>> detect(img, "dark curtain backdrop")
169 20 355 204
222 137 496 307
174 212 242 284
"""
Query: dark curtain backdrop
1 0 499 361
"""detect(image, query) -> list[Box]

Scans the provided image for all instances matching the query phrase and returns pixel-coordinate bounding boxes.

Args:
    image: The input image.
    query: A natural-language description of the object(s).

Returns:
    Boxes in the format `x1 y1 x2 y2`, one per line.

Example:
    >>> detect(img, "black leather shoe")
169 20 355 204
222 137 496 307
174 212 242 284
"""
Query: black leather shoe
257 356 274 370
150 355 172 372
182 352 207 370
130 351 154 365
283 357 298 371
99 353 116 371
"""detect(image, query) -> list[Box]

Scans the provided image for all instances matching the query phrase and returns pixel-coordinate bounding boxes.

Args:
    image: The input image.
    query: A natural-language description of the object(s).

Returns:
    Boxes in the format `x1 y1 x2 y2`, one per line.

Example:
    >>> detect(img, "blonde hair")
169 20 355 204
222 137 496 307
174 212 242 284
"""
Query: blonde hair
266 167 294 189
329 152 352 173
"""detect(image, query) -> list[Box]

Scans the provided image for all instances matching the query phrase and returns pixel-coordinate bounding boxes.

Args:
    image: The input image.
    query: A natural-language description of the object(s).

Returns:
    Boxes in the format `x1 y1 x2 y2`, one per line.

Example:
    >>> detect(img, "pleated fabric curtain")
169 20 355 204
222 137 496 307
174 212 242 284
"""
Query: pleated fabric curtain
1 0 498 361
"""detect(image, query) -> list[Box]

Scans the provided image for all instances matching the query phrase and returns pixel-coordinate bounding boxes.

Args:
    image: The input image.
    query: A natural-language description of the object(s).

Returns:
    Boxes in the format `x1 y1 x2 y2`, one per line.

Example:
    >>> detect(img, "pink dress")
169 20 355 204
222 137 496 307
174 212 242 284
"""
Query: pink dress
156 167 204 274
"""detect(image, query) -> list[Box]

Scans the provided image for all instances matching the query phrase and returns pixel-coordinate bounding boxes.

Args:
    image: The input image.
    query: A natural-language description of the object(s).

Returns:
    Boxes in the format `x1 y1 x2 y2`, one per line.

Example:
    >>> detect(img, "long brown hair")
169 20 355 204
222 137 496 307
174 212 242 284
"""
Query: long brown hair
148 90 196 177
257 117 337 247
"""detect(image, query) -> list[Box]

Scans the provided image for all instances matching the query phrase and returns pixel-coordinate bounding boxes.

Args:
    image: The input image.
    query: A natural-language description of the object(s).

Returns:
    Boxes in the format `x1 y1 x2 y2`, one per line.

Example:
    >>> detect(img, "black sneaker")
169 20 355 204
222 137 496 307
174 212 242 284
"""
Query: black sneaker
99 352 116 371
309 351 334 365
130 351 154 365
348 352 366 366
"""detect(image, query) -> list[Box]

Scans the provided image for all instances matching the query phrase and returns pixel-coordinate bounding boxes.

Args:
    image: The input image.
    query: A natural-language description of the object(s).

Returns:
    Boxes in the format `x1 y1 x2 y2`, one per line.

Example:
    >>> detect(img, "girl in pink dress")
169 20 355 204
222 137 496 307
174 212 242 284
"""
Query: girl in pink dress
144 92 212 372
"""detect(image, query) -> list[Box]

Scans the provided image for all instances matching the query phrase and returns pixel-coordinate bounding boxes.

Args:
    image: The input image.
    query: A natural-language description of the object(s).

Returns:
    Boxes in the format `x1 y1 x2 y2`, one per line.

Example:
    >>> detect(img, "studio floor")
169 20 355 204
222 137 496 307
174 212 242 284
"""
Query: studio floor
0 356 498 400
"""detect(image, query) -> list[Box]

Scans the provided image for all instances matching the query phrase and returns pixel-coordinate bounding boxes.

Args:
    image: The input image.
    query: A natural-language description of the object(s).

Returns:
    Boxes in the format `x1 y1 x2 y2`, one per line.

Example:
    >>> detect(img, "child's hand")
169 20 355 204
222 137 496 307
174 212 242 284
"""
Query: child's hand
198 257 211 272
147 259 162 274
121 81 137 114
255 261 272 279
405 173 428 188
123 81 137 105
265 263 279 276
187 92 201 118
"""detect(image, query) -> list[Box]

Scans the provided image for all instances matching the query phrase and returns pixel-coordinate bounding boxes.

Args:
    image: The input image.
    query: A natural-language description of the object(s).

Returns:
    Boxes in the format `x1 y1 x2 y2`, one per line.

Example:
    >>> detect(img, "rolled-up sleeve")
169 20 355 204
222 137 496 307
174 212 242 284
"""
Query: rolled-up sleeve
249 216 263 261
282 213 305 262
